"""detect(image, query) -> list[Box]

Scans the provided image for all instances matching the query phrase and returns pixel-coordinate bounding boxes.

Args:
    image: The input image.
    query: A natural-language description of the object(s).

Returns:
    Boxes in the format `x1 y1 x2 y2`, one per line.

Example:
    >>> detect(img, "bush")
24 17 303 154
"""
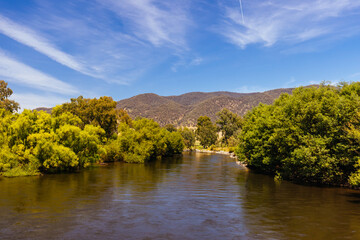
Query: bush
236 83 360 186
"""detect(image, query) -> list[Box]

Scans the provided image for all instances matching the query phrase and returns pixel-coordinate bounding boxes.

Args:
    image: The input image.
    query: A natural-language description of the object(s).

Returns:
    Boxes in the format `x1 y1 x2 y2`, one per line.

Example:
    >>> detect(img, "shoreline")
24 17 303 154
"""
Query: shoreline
184 149 249 168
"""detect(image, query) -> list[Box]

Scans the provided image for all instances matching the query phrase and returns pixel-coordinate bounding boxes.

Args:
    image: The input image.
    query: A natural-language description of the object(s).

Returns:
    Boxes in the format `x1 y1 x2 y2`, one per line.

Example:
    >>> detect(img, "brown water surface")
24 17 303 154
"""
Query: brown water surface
1 152 360 239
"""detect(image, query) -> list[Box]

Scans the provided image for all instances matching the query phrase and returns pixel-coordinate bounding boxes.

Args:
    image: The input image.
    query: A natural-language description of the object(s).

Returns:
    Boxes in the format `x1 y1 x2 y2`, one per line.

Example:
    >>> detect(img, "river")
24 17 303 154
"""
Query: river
1 152 360 239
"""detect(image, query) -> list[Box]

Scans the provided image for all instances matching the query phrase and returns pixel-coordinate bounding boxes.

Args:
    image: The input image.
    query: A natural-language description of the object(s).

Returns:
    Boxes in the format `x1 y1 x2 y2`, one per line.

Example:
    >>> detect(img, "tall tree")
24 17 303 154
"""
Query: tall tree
236 82 360 186
196 116 217 148
0 80 19 113
117 109 132 126
53 96 118 137
179 127 195 149
165 124 177 132
216 108 242 144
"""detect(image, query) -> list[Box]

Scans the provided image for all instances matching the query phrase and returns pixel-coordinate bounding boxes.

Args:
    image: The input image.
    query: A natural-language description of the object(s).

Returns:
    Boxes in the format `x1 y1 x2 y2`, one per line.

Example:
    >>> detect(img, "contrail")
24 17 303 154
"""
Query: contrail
238 0 244 24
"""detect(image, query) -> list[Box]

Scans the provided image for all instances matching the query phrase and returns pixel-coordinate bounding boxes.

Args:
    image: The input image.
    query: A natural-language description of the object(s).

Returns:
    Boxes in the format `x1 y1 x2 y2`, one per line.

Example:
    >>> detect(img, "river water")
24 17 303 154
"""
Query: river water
1 152 360 239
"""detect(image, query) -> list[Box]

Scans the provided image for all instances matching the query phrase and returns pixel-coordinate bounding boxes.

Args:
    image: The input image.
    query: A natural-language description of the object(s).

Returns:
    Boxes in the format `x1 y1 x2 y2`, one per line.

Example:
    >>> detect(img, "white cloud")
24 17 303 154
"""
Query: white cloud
0 50 78 95
284 77 296 87
0 14 99 78
190 57 203 66
171 56 204 72
350 72 360 78
218 0 360 49
10 93 68 110
0 0 197 88
236 85 268 93
99 0 191 49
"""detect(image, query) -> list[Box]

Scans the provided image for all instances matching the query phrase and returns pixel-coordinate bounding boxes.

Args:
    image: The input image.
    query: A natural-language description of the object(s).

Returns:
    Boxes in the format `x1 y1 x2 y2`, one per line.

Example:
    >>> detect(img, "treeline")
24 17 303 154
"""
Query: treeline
3 78 360 187
176 82 360 187
178 109 242 151
236 82 360 187
0 81 183 177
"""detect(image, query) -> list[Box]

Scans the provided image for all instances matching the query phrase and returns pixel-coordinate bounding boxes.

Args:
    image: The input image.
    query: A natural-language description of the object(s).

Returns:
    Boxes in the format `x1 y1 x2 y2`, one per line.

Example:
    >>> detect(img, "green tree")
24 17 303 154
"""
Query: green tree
196 116 217 148
0 80 19 113
179 127 195 149
165 124 177 132
117 109 132 126
164 131 184 155
236 83 360 186
216 108 242 144
54 96 118 137
104 118 184 163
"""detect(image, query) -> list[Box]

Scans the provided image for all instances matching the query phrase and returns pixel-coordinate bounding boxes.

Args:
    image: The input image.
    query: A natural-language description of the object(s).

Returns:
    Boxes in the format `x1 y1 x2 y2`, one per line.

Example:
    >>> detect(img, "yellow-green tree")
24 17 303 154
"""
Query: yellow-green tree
179 127 195 149
53 96 118 137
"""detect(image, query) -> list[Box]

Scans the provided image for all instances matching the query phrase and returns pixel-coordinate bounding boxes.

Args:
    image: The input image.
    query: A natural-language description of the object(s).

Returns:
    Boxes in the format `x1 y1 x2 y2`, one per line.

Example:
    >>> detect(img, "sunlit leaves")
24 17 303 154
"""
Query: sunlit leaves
237 83 360 186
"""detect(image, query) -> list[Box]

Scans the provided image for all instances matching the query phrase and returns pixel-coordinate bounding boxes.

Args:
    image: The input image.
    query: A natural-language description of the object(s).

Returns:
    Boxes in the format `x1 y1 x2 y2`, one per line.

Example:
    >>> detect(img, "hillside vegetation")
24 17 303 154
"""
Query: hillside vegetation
117 88 294 126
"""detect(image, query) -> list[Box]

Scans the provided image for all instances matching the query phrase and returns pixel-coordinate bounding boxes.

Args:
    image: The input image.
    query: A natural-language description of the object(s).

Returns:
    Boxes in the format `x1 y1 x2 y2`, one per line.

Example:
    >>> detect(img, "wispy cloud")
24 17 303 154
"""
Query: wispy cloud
10 93 69 110
171 55 204 72
0 14 100 77
0 50 78 95
99 0 191 49
236 85 268 93
350 72 360 78
218 0 360 49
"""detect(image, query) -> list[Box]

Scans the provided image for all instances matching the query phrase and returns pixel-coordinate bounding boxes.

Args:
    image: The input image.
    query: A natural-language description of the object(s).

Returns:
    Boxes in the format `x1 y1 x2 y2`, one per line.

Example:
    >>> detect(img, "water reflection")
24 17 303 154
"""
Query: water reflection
241 172 360 239
0 152 360 239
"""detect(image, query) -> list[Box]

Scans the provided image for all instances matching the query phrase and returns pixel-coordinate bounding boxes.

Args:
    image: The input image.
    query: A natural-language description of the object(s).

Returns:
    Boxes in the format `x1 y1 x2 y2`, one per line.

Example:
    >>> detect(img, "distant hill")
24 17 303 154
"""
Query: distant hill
34 107 52 114
36 86 315 126
117 87 295 126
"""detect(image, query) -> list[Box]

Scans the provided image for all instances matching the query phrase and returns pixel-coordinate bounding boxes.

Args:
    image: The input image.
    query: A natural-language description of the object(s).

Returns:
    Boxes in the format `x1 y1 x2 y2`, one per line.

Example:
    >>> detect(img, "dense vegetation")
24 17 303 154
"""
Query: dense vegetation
236 83 360 187
0 81 184 177
196 116 218 148
216 108 242 145
4 77 360 188
179 127 195 149
103 119 184 163
117 88 293 127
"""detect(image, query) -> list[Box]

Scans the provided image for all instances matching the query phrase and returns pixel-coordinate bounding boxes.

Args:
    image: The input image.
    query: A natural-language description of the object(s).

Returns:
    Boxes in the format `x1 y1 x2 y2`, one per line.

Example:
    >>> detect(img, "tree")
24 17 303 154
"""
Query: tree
196 116 217 148
114 118 184 163
53 96 118 137
216 108 242 144
0 80 19 113
117 109 132 126
236 83 360 186
165 124 177 132
179 127 195 149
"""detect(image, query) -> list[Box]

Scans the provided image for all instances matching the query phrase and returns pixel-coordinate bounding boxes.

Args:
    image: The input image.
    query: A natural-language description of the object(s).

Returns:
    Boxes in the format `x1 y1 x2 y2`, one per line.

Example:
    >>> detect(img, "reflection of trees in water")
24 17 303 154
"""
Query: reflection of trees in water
113 155 183 193
239 172 360 239
0 157 184 213
0 156 183 238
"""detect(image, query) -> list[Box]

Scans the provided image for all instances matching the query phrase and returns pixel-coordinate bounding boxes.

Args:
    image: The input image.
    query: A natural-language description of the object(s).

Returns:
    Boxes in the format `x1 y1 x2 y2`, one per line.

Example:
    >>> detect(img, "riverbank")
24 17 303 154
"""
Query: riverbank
184 149 249 168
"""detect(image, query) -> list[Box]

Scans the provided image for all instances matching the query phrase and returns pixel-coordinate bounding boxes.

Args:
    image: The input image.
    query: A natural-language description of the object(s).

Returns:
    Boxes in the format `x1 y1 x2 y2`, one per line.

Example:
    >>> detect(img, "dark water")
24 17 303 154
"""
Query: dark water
1 152 360 240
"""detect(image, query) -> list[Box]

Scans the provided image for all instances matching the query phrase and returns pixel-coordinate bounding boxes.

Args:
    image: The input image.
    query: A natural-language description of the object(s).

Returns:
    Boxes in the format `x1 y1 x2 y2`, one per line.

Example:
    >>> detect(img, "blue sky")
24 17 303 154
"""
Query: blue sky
1 0 360 109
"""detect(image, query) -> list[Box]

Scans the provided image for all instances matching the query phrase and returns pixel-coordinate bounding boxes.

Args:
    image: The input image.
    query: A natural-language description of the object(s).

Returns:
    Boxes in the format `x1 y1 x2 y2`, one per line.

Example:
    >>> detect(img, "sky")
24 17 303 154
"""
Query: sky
0 0 360 109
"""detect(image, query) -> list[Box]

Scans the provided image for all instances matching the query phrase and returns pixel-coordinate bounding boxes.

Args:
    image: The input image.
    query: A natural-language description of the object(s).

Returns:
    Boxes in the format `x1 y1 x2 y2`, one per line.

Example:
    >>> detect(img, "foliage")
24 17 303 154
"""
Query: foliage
236 83 360 186
117 109 132 126
179 127 195 149
0 81 185 177
196 116 217 148
165 124 177 132
53 96 118 137
0 80 19 113
216 108 242 144
102 118 184 163
0 108 105 176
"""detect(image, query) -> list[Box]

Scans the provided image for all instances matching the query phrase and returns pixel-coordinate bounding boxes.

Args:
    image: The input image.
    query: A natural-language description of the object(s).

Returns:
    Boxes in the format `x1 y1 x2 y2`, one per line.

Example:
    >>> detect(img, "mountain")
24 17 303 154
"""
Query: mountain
116 87 295 126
